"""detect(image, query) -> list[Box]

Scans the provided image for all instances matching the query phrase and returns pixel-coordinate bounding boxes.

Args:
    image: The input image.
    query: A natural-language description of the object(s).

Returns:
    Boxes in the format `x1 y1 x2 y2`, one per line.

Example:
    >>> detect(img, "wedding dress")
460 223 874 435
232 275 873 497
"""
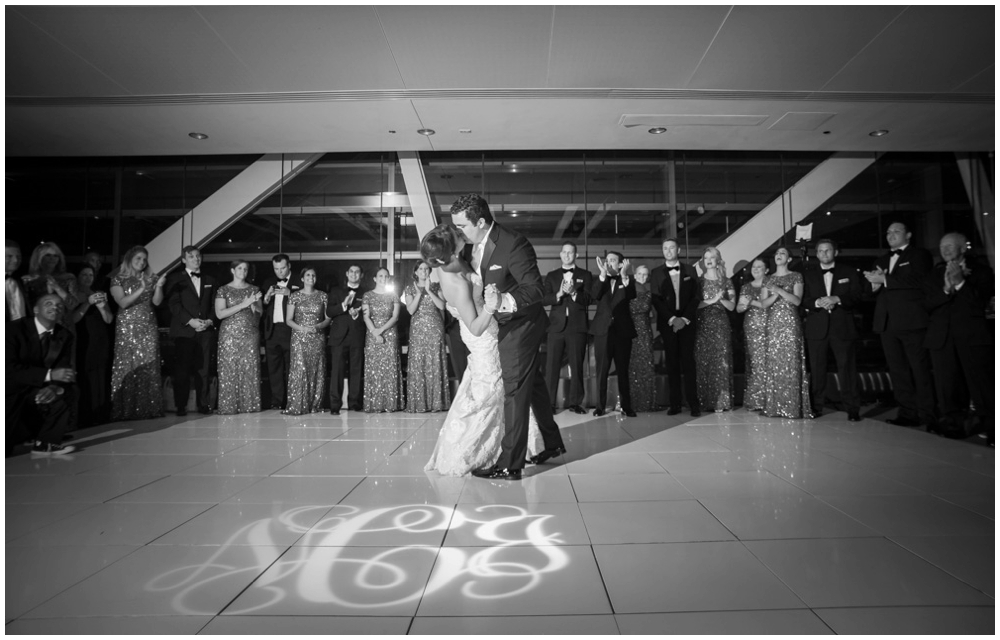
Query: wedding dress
424 305 542 476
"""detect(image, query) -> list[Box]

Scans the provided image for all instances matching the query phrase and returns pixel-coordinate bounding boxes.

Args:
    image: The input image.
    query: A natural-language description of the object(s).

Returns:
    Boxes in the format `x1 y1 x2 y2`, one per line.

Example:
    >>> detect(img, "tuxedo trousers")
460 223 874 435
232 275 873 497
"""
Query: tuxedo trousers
929 337 993 424
328 341 364 411
594 331 633 412
806 335 860 412
172 331 216 410
545 330 587 408
659 323 699 411
7 392 70 455
879 329 936 423
265 324 292 407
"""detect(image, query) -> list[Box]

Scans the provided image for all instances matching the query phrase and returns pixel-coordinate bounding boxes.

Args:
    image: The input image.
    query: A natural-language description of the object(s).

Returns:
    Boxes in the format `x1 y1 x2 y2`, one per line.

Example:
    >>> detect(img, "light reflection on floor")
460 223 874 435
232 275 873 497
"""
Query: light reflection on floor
5 406 994 634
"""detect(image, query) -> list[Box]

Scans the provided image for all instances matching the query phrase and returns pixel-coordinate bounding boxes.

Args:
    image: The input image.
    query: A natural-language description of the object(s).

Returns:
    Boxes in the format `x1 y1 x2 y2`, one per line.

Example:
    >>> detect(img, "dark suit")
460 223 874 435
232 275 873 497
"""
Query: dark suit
444 308 468 383
468 223 564 471
543 266 593 408
326 284 367 411
6 317 74 455
802 264 863 413
166 270 218 411
650 262 700 411
5 274 31 322
261 275 301 407
590 275 637 412
923 257 994 429
868 245 936 423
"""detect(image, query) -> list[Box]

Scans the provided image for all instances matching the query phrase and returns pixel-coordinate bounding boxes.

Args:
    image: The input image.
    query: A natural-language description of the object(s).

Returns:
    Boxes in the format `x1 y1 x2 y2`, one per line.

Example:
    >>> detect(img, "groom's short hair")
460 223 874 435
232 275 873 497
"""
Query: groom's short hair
450 193 494 226
606 250 624 262
421 224 461 267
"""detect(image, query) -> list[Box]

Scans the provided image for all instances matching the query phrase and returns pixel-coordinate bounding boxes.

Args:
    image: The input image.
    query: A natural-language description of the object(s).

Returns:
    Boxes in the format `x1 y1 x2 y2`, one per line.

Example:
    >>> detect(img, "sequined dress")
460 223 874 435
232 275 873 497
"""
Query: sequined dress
740 281 769 411
628 288 656 411
216 284 262 414
110 273 163 420
363 290 404 412
762 272 813 419
404 283 451 412
695 275 734 412
284 290 328 415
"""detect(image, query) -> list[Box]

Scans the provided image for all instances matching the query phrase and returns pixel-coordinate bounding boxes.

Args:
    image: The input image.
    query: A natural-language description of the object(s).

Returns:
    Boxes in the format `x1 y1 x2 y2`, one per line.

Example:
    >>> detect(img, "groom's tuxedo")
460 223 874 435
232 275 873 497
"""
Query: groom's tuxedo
465 222 565 470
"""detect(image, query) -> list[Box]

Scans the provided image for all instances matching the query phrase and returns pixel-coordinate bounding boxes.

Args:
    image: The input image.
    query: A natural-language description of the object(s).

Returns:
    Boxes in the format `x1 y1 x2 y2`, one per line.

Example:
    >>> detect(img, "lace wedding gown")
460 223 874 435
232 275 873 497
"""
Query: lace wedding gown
425 305 542 476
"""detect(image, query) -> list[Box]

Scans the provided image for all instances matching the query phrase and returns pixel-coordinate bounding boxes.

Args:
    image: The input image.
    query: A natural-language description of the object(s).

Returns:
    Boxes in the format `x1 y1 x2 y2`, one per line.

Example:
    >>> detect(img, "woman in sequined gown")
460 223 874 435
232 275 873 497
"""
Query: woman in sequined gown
761 247 812 419
214 260 263 415
110 245 167 420
737 259 769 412
403 261 450 412
695 247 736 412
628 265 656 412
284 268 330 415
362 268 404 412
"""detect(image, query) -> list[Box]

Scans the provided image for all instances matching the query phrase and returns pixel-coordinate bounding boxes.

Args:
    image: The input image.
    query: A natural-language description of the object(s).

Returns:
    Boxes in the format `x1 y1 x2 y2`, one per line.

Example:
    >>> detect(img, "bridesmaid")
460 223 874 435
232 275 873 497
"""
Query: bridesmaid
22 242 81 337
214 259 263 414
695 247 736 412
403 261 450 412
737 259 769 412
628 264 656 412
110 245 166 420
284 267 330 415
362 268 404 412
761 247 812 419
72 266 114 426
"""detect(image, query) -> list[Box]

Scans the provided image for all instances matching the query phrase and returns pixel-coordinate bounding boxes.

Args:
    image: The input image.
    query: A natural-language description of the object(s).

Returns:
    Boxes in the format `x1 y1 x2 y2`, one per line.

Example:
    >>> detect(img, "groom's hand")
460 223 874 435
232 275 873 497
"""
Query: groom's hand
596 256 607 278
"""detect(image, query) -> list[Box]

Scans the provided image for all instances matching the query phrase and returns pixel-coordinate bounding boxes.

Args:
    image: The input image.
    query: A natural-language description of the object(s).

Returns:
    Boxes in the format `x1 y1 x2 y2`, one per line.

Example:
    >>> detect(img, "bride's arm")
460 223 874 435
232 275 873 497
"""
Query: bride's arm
440 273 495 337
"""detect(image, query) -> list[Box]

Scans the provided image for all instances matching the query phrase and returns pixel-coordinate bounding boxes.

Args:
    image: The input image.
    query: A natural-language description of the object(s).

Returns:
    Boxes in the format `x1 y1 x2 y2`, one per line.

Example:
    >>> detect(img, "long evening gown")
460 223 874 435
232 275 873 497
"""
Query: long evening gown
284 290 328 415
363 290 404 412
216 284 262 415
740 281 768 412
404 283 450 413
762 272 813 419
628 288 656 412
77 300 113 426
695 275 734 412
110 273 163 420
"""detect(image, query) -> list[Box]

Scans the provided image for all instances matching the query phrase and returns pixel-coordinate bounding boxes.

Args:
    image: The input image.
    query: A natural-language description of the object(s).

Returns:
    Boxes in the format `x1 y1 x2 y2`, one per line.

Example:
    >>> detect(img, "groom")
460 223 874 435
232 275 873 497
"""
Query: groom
451 194 566 480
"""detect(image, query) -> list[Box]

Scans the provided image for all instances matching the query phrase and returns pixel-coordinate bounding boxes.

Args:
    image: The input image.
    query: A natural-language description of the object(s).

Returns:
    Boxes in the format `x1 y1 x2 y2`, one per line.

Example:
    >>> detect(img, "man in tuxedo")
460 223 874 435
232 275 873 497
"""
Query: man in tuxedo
326 264 367 415
543 241 592 414
863 222 936 427
802 239 864 421
7 294 76 456
589 251 637 417
444 308 469 383
261 253 299 410
6 240 30 322
923 233 993 443
649 239 701 417
452 193 565 480
165 246 217 416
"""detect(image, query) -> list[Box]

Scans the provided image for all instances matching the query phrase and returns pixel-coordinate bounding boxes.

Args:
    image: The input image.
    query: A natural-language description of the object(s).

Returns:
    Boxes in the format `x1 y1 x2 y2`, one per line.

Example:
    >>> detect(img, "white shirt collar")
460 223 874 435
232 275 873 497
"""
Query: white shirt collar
475 223 494 255
893 244 909 253
34 317 53 336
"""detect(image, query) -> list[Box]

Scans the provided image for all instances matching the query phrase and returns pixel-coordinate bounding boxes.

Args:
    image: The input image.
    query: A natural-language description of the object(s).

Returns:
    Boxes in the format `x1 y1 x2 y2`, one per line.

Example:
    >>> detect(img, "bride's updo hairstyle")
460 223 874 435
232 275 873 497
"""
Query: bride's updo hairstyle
420 223 461 268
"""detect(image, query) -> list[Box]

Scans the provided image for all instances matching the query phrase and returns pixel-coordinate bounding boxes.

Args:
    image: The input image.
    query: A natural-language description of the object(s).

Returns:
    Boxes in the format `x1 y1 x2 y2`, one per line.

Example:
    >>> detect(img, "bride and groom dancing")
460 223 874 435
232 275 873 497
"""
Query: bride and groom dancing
420 194 566 480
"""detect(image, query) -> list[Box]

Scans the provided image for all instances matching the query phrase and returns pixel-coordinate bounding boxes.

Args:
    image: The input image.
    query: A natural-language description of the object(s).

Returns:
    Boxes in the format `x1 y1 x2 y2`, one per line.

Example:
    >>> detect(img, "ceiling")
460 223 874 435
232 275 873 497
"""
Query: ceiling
5 5 995 157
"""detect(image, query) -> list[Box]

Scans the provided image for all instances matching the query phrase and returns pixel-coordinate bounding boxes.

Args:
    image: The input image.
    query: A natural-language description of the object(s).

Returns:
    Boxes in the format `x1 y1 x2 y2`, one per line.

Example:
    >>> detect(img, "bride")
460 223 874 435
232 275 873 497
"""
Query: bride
419 224 541 476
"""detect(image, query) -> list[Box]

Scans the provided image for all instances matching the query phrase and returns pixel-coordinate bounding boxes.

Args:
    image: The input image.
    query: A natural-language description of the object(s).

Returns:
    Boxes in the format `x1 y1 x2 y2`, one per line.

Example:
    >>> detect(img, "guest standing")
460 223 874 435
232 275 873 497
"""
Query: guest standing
590 252 636 417
284 267 330 415
110 245 166 420
543 242 592 414
362 268 404 412
761 247 812 419
22 242 81 338
6 240 30 322
650 239 701 417
261 254 299 410
164 246 217 416
737 259 769 412
695 247 735 412
403 261 450 412
72 266 114 427
327 264 367 414
214 260 262 414
629 265 656 412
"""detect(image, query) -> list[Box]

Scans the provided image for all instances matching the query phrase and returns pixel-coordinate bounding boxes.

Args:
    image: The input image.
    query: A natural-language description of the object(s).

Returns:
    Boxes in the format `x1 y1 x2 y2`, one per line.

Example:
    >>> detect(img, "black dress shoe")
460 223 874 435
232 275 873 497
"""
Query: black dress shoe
847 411 861 422
886 417 920 428
471 466 522 481
330 409 340 416
593 408 606 417
666 407 682 416
624 410 637 418
198 406 212 415
569 405 587 415
176 408 188 416
690 409 702 417
528 446 566 465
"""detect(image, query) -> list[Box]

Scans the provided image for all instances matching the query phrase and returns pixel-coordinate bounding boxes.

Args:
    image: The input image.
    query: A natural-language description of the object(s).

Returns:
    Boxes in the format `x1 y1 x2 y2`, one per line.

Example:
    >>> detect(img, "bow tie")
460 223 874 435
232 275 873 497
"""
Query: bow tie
665 265 680 273
890 249 903 257
277 279 289 285
562 268 575 274
189 271 201 278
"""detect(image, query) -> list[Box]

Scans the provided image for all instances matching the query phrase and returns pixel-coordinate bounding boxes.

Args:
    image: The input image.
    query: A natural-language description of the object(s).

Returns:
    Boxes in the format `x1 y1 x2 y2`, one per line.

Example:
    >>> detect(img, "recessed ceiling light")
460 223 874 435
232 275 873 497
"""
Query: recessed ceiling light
388 130 396 134
648 127 667 134
189 132 209 140
417 128 435 136
869 130 889 137
459 129 472 134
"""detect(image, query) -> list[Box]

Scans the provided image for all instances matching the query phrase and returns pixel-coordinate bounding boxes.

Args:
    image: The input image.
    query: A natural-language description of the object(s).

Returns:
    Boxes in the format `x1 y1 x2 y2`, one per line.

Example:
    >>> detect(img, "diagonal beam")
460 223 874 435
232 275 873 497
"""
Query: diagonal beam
397 151 438 242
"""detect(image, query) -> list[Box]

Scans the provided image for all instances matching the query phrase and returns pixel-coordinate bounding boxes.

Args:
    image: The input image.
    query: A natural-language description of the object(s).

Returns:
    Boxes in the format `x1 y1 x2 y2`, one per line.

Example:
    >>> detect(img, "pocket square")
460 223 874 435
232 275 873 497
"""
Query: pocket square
838 278 849 284
489 264 502 271
898 262 909 267
683 276 691 281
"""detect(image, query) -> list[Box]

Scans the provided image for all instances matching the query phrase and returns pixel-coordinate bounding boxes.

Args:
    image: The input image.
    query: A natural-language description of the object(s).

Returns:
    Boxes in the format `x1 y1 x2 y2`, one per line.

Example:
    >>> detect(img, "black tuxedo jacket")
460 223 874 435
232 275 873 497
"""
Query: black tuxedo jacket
923 257 994 350
327 285 368 346
166 270 218 338
6 317 74 405
464 223 546 329
869 245 933 333
801 264 863 341
261 275 302 339
5 275 31 322
649 262 700 329
589 276 637 338
543 266 593 334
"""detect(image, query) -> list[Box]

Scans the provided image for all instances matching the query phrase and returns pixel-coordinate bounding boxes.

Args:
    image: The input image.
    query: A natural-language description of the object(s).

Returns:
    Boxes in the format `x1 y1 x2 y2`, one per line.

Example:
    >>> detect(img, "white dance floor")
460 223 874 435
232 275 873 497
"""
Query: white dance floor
5 407 994 634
